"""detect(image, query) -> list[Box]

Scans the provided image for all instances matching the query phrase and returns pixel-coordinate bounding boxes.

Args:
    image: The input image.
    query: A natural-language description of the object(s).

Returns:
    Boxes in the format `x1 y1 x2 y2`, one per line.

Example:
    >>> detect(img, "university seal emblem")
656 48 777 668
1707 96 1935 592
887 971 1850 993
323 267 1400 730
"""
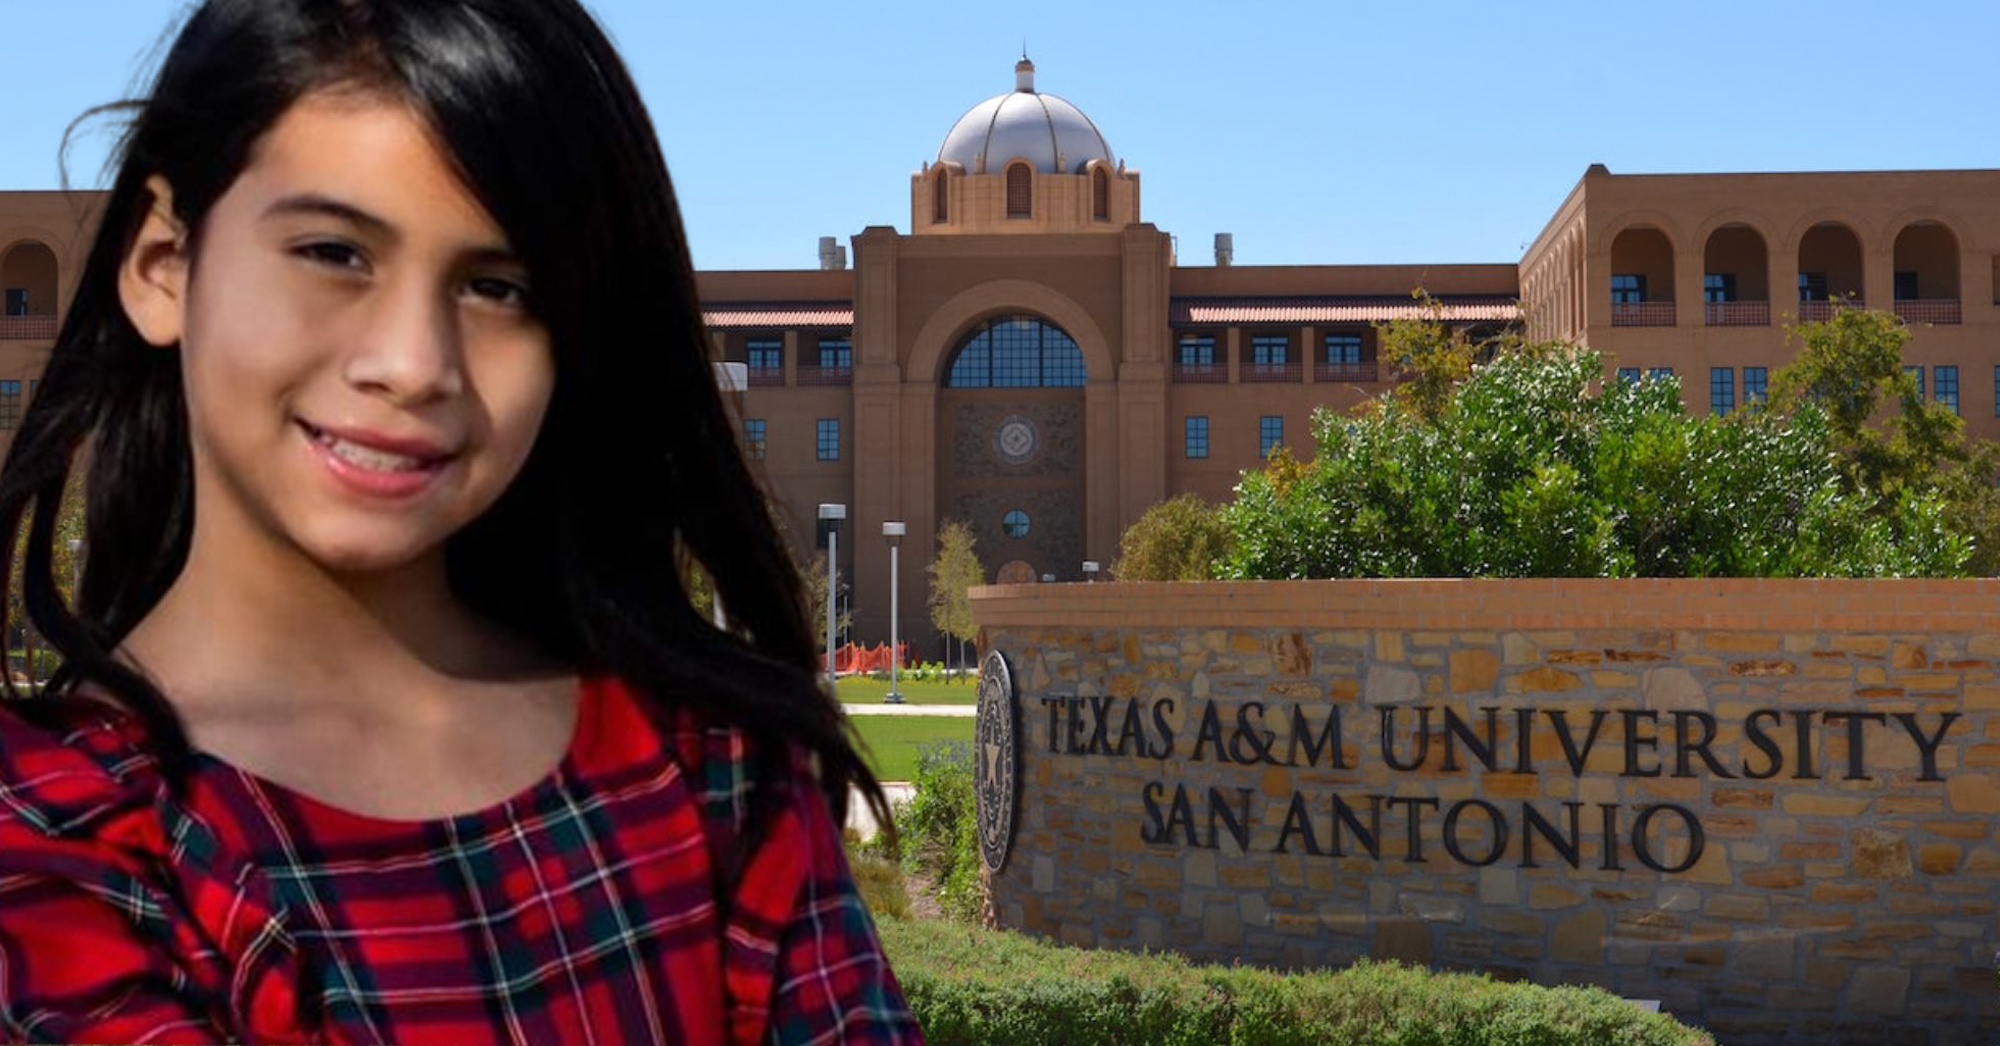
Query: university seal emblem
974 649 1020 873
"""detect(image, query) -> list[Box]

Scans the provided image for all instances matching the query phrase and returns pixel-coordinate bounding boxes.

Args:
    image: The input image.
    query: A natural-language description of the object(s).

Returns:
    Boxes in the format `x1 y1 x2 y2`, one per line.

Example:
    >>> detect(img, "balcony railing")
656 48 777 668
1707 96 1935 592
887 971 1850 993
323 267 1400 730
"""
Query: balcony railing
1703 301 1769 327
1172 360 1226 384
1314 360 1380 383
1242 360 1302 383
1894 299 1961 325
1610 301 1675 327
1797 300 1861 322
0 316 56 340
746 365 785 387
795 364 852 386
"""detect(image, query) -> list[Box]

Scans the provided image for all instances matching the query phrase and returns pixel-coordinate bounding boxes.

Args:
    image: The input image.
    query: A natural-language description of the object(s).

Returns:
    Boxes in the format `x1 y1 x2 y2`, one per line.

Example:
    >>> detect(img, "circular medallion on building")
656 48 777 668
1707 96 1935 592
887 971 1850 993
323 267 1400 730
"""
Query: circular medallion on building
996 560 1037 585
993 414 1040 466
974 649 1019 874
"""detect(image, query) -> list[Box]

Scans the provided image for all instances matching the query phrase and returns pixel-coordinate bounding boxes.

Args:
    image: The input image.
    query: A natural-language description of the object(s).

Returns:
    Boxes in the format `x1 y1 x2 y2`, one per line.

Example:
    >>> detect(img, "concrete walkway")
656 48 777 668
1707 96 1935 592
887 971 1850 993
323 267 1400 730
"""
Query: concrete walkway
841 702 975 717
846 782 915 840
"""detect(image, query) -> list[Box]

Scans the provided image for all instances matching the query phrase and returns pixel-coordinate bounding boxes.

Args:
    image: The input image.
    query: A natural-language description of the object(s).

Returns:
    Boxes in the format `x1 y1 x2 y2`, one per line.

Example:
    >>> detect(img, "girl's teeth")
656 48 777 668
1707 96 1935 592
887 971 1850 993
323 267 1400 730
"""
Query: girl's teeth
325 436 423 472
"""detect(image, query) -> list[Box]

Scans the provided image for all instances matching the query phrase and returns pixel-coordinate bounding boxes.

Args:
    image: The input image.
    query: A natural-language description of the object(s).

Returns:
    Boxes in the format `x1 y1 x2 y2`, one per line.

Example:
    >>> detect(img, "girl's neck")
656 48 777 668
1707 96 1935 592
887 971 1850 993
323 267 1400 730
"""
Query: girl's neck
122 513 545 713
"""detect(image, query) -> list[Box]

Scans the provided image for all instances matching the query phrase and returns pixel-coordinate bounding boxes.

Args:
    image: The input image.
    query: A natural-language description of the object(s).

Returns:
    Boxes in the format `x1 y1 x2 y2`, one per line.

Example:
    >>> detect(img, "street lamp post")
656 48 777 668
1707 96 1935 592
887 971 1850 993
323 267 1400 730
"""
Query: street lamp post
883 521 906 704
817 503 845 688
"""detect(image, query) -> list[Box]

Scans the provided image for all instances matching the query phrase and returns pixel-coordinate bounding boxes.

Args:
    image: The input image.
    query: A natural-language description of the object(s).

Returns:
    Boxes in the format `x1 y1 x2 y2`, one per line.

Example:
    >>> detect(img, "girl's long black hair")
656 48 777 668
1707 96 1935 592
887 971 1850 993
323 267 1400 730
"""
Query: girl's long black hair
0 0 890 839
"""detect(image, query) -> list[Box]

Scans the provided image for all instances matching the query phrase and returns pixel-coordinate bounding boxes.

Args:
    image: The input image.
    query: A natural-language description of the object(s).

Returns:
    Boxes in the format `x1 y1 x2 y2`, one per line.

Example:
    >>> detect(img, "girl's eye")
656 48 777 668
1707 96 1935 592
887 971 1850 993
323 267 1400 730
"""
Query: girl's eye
466 276 531 309
294 240 367 272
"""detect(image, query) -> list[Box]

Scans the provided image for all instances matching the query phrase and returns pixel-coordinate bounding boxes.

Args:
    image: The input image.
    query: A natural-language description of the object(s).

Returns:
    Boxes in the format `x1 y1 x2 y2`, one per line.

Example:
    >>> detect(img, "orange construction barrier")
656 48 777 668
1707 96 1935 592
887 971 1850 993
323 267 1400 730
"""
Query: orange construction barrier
819 641 913 675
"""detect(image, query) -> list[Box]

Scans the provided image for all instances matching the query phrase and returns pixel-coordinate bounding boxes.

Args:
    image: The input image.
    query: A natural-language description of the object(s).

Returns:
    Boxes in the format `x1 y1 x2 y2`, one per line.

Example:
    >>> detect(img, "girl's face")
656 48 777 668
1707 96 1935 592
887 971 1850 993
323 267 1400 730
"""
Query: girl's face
127 90 555 578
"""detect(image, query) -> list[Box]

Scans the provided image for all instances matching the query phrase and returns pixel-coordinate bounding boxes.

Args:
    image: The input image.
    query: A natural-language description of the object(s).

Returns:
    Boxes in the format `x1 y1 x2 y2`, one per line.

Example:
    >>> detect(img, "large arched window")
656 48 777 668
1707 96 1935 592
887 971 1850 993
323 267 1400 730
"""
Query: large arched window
944 315 1085 388
1006 163 1032 218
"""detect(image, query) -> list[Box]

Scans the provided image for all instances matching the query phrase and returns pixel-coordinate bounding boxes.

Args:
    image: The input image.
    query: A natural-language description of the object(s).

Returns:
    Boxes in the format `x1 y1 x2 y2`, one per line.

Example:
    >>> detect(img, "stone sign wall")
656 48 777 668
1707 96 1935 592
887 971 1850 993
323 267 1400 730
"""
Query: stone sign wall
968 579 2000 1045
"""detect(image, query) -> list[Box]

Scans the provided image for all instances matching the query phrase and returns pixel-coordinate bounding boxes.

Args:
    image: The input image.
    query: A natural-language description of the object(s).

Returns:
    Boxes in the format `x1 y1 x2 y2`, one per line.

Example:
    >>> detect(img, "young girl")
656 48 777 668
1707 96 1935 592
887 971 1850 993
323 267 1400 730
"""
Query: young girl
0 1 921 1043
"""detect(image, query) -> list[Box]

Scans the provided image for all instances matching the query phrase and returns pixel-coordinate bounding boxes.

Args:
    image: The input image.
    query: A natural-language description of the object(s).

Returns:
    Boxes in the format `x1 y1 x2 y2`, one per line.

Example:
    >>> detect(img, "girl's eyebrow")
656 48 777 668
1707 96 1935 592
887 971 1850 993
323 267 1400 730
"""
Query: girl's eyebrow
261 193 396 239
259 192 519 261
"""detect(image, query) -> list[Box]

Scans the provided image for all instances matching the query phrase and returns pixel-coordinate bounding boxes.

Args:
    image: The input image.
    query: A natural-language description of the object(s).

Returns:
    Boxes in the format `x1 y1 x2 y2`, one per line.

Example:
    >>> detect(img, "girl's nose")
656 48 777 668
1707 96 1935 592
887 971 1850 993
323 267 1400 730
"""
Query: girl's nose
341 286 466 404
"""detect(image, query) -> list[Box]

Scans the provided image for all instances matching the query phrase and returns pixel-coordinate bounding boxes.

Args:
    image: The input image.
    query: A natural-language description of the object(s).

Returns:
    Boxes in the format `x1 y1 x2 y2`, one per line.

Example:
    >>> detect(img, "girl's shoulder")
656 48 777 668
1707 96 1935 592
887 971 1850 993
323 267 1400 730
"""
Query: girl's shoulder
0 692 164 849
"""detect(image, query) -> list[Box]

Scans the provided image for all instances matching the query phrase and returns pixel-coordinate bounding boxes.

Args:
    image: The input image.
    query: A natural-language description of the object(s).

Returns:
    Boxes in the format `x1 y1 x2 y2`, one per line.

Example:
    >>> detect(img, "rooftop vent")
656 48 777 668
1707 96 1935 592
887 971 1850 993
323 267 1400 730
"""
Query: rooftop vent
818 236 847 271
1214 232 1234 267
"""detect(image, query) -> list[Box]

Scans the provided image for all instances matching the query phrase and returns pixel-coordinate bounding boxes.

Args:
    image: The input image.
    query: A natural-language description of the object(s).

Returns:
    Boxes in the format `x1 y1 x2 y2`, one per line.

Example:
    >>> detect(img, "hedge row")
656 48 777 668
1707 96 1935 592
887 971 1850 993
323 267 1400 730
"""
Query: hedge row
878 915 1715 1046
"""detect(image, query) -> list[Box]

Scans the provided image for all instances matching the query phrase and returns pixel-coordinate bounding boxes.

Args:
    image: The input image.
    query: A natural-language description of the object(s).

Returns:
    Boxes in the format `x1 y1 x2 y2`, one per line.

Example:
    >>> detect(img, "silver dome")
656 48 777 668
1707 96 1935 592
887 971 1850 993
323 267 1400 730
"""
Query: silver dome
935 60 1115 176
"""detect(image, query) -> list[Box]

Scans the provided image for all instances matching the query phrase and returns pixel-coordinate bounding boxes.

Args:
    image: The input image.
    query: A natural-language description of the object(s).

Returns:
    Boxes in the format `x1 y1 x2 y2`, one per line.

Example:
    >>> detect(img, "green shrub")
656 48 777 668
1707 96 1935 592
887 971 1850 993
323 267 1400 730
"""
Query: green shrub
1112 493 1234 581
843 831 911 920
898 740 984 922
1217 344 1974 580
880 916 1715 1046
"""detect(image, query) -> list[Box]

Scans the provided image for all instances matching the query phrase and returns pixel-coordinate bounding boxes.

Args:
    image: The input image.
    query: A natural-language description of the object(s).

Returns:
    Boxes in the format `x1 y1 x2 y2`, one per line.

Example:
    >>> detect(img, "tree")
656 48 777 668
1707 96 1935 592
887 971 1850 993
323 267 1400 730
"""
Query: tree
1111 492 1233 580
926 520 982 677
802 550 852 651
1768 305 2000 574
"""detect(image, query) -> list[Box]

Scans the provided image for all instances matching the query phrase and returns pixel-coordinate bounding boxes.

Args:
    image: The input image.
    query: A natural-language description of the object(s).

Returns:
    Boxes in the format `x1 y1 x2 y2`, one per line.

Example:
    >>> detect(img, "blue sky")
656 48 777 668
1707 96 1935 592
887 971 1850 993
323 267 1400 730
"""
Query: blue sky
4 0 1995 270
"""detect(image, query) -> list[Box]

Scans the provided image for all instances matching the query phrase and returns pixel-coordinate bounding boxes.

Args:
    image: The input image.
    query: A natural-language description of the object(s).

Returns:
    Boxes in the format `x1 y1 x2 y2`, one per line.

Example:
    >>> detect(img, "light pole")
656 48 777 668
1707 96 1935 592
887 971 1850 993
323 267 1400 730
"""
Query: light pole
1082 560 1100 582
709 363 749 631
883 521 906 704
818 503 845 688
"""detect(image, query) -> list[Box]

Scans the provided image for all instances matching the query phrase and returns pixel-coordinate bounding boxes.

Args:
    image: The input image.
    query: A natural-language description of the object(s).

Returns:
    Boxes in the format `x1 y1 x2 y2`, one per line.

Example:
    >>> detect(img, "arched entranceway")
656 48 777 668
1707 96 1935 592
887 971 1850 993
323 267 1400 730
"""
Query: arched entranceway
1796 222 1863 320
936 313 1087 584
1608 226 1676 326
0 240 58 339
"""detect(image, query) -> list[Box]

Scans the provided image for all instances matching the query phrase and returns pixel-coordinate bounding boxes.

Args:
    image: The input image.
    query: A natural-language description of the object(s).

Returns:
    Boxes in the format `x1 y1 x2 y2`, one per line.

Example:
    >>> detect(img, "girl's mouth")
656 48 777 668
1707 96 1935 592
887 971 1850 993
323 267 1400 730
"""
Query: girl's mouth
299 420 456 496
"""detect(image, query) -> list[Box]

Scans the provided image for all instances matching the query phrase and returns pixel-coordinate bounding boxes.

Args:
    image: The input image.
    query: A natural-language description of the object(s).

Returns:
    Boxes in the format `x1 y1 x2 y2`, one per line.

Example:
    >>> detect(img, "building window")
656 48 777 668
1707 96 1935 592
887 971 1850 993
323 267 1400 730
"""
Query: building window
1894 271 1919 301
1611 274 1645 303
1177 334 1215 365
1185 416 1209 459
933 170 948 223
1259 415 1284 457
0 381 19 429
1703 273 1736 303
1710 367 1735 415
1324 334 1362 364
1904 365 1925 399
817 337 852 369
743 419 767 461
1006 163 1032 218
1092 167 1109 221
1744 366 1768 404
1616 367 1642 385
1647 367 1676 381
1002 510 1030 538
1251 335 1289 365
1935 365 1959 414
1798 272 1829 302
816 419 840 461
945 315 1085 388
2 290 25 316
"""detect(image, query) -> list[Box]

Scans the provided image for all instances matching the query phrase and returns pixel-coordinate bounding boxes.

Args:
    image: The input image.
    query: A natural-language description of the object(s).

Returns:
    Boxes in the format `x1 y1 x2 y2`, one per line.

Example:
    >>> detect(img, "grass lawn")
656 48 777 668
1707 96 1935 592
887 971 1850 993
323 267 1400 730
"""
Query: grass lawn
836 675 980 706
849 715 974 782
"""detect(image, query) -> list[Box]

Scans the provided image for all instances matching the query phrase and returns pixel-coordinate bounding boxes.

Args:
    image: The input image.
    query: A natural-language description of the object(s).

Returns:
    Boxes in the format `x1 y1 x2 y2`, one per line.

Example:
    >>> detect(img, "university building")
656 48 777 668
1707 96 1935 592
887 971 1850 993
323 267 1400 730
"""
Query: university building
4 58 1998 653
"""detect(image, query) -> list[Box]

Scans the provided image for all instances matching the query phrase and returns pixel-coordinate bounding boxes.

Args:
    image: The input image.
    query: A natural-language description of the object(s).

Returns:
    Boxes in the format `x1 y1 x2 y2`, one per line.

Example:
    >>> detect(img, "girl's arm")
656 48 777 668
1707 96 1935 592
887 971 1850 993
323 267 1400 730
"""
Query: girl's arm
725 765 924 1046
0 853 231 1044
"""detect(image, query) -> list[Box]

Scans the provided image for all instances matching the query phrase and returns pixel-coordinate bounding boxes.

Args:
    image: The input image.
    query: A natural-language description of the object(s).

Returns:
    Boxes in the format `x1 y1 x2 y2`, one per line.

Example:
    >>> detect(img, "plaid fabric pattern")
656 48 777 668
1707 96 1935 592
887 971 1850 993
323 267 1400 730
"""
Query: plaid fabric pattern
0 675 923 1045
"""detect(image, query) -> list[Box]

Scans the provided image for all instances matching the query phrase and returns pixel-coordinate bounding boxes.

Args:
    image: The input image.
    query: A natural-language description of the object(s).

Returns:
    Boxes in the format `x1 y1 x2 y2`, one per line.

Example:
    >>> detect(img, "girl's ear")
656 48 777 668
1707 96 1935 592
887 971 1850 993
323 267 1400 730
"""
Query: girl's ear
119 175 191 349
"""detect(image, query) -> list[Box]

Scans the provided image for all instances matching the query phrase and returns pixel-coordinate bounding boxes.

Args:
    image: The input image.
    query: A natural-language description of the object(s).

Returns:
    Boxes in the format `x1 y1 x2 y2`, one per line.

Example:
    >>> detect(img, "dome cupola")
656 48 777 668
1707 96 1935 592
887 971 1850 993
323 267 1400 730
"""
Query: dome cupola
935 57 1115 176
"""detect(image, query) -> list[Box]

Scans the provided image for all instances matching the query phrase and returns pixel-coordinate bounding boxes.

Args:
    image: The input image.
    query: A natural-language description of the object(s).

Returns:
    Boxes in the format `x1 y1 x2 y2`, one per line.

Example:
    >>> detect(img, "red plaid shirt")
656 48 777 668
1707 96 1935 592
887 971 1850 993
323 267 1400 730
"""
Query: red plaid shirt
0 675 923 1045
